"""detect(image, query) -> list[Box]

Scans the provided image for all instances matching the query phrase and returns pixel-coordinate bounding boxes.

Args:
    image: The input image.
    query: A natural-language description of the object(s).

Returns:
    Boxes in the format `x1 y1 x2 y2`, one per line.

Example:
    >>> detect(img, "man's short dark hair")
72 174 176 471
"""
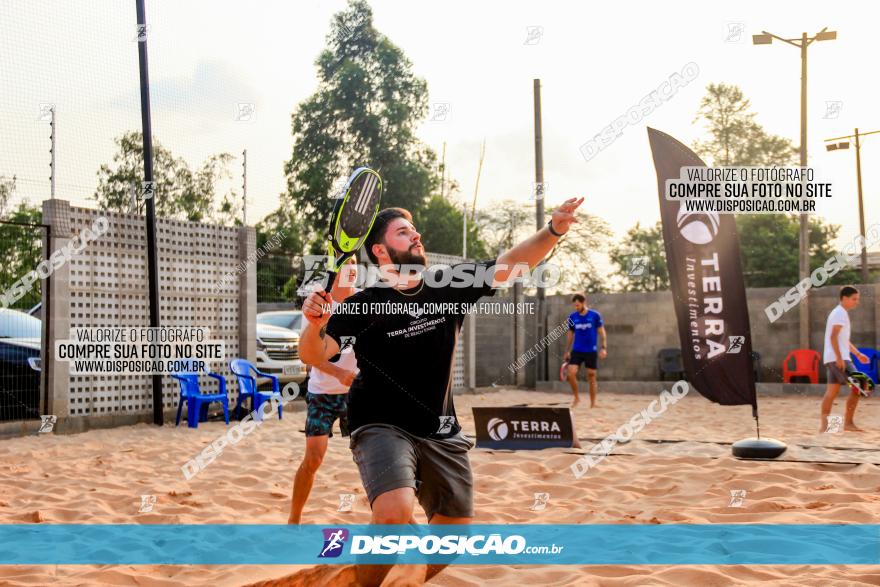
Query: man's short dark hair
364 207 413 264
840 285 859 299
571 293 586 303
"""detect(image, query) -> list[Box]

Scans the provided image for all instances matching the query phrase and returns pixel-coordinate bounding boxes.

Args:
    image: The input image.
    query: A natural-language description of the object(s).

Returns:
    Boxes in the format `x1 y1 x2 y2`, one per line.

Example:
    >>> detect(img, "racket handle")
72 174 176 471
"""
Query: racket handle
322 270 337 295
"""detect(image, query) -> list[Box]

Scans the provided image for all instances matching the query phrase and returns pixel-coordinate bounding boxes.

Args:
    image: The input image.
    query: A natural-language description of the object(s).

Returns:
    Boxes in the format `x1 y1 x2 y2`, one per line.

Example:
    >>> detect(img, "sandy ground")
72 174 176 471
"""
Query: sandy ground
1 386 879 586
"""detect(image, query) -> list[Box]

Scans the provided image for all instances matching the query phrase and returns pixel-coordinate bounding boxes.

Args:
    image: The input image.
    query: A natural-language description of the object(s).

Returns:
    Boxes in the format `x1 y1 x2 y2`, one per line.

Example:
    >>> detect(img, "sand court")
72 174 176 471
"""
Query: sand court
0 388 878 586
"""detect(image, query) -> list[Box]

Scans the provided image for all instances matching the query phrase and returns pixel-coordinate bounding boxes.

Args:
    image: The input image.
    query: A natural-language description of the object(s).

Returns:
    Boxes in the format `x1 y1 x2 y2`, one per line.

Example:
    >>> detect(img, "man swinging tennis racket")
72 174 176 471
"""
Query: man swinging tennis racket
300 197 583 586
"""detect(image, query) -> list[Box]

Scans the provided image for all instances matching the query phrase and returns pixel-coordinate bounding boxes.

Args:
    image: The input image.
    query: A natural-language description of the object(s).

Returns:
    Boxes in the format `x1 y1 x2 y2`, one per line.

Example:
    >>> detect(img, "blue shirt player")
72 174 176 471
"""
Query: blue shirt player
564 293 607 408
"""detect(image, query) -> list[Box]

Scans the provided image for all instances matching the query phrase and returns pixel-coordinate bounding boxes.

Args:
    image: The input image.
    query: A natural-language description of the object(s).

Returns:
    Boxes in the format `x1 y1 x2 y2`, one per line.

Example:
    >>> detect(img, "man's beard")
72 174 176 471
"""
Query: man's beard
387 244 427 267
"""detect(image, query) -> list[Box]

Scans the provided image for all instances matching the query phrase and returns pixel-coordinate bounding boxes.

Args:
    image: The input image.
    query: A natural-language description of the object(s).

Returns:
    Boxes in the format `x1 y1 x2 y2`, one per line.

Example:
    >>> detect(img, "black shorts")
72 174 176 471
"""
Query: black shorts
825 361 855 386
569 351 598 370
349 424 475 520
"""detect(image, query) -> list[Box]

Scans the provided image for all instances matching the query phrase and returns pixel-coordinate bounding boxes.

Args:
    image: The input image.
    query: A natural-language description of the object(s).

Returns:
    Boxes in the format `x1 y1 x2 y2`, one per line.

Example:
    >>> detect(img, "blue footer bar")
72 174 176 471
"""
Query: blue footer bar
0 525 877 565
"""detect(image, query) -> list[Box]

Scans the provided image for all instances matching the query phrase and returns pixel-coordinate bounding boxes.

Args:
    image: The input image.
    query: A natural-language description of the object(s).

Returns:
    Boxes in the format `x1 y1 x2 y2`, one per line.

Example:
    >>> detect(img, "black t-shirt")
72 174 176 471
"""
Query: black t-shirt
324 260 497 438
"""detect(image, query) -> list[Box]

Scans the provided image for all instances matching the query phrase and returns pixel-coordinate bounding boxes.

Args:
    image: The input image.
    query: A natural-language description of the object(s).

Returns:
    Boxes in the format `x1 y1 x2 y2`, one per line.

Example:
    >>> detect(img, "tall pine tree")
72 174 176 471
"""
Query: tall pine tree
283 0 439 245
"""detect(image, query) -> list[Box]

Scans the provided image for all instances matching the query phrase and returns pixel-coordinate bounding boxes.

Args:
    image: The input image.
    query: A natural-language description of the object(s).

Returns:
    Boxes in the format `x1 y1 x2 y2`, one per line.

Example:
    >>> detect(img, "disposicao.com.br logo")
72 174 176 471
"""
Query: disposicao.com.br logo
319 528 563 558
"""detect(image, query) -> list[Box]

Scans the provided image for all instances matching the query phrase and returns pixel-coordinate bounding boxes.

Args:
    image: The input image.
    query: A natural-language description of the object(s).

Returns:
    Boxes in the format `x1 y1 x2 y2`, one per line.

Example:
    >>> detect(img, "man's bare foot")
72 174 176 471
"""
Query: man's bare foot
819 425 827 433
287 516 300 525
844 424 865 432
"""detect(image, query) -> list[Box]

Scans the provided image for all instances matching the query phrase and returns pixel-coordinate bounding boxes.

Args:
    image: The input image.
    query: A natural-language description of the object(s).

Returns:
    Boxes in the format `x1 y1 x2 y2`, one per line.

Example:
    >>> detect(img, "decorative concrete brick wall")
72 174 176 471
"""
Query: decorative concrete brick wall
475 283 879 386
428 252 473 390
42 200 256 430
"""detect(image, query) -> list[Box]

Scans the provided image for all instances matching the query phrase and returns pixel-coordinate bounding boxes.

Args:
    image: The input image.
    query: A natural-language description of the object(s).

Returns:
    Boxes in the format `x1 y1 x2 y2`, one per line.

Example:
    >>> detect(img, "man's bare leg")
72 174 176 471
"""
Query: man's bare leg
381 513 473 586
844 390 863 431
288 435 328 524
424 514 471 582
356 487 416 587
819 383 840 432
566 364 580 407
587 368 598 408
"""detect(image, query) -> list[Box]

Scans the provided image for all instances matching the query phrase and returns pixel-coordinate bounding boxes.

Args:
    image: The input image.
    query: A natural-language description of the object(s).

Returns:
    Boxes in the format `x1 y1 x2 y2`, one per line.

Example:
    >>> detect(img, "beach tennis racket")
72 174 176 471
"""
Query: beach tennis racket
303 167 382 314
845 369 875 398
560 361 569 381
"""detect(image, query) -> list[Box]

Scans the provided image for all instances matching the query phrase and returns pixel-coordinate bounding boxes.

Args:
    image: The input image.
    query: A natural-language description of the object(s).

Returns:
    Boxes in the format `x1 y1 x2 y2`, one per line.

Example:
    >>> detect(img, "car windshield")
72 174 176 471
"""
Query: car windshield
257 313 302 331
0 310 41 338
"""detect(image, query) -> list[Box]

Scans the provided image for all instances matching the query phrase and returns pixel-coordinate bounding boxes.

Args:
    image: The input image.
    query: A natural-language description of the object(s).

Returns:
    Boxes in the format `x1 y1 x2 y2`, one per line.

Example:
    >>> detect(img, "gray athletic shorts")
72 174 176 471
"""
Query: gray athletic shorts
826 360 855 385
349 423 475 520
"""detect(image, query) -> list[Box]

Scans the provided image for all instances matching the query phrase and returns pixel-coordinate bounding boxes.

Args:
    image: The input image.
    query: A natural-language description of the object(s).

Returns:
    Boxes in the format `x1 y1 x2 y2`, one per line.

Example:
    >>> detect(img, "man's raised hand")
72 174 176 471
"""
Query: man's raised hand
550 197 584 235
303 290 333 327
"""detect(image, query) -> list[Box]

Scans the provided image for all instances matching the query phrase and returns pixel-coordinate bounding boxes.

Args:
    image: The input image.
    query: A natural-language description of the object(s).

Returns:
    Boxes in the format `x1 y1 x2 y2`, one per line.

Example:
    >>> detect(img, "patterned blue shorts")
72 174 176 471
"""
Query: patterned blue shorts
305 392 349 437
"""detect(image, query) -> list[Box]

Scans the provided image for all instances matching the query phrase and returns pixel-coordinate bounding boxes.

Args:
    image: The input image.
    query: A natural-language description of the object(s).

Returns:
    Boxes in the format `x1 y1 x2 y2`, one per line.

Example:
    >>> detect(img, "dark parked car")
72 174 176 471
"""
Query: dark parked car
0 309 41 421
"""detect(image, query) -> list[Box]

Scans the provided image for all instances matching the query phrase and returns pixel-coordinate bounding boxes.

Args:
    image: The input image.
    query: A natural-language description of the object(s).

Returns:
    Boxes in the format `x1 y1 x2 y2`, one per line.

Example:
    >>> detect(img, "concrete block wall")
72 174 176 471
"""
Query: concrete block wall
474 282 878 386
42 200 256 430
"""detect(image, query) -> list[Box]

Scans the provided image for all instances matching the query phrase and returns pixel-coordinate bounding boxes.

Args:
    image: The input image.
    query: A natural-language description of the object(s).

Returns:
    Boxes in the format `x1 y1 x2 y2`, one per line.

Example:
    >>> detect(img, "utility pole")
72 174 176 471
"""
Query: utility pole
471 139 485 221
49 106 56 199
462 201 467 258
440 142 447 199
753 27 836 349
854 129 868 284
136 0 164 426
799 33 809 342
533 79 547 382
242 149 248 225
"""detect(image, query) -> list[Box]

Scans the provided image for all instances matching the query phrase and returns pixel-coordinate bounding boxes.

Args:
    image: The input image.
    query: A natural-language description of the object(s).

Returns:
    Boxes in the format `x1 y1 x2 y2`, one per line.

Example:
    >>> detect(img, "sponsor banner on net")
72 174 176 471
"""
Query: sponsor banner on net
473 406 575 449
55 327 224 375
0 524 876 565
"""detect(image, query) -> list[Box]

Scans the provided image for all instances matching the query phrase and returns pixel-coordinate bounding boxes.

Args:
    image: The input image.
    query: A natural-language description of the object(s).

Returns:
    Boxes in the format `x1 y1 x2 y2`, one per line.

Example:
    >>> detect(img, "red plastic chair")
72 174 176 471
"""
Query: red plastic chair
782 349 820 384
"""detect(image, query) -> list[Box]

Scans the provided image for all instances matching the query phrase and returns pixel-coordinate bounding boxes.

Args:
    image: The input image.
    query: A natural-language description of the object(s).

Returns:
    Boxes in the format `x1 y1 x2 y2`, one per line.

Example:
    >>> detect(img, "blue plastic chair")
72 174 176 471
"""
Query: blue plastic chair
850 348 879 384
229 358 283 421
172 372 230 429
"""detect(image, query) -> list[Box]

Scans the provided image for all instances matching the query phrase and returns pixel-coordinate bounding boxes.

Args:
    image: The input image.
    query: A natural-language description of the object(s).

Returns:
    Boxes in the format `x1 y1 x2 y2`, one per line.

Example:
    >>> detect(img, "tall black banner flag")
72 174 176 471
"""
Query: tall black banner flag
647 128 757 412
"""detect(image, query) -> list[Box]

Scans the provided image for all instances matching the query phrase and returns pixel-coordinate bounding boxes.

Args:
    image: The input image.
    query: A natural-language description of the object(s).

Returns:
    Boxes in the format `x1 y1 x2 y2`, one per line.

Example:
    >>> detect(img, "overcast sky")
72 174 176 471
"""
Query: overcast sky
1 0 877 253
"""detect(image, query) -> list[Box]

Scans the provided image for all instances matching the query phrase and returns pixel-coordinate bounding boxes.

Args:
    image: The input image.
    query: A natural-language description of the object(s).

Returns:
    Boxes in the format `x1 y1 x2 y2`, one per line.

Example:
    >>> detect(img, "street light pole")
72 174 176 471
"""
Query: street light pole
798 33 809 346
825 127 880 283
753 27 836 349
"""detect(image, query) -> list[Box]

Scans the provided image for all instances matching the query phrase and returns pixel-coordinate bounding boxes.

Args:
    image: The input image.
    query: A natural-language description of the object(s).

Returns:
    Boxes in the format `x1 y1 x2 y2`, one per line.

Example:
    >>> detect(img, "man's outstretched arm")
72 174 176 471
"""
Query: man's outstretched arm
494 197 583 285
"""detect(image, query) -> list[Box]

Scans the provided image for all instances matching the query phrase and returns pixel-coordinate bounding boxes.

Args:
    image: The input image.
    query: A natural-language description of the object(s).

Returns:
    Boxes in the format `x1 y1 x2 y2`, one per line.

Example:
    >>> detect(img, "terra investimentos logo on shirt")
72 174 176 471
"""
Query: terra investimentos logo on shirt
487 416 560 441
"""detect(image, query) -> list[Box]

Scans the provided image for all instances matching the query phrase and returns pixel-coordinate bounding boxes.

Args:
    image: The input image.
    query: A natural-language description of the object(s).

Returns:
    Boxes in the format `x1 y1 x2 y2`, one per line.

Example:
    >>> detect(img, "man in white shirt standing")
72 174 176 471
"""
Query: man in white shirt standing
288 258 359 523
819 286 869 433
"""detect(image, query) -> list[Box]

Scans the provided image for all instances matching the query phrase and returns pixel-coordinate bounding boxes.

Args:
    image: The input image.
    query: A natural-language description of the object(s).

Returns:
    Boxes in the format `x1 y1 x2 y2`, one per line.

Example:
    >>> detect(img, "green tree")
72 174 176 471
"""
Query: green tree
609 221 669 291
476 200 611 293
737 215 860 287
93 131 242 225
254 209 306 303
544 205 612 294
413 194 488 260
474 200 532 258
693 83 796 166
0 175 44 309
281 0 440 247
691 83 860 287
